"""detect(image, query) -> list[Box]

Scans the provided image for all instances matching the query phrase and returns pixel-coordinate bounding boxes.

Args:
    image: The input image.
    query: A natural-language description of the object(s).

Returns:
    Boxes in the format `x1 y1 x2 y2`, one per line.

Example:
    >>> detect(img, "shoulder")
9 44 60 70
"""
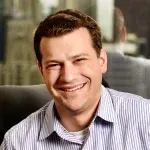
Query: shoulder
107 88 150 120
107 88 150 106
106 88 150 138
125 55 150 66
3 102 51 144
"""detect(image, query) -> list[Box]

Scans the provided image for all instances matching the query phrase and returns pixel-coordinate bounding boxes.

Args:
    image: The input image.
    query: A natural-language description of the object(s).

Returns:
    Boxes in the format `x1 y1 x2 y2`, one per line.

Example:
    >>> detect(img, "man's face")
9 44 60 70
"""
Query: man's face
39 27 107 115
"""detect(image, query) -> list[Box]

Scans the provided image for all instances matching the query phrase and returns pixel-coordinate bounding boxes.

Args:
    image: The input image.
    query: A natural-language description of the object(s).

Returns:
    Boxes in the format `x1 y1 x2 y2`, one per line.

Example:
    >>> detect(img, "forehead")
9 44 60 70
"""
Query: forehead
40 27 95 59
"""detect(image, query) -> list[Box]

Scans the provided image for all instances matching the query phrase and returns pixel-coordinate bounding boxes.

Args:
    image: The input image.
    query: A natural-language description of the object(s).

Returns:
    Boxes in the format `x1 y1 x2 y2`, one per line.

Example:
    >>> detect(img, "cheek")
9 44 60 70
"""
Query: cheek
79 62 101 76
81 63 102 89
43 70 60 85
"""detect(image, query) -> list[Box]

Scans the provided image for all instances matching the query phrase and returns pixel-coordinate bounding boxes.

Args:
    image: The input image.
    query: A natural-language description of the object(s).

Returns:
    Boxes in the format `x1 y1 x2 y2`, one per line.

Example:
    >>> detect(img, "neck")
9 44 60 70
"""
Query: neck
55 99 100 132
103 42 125 54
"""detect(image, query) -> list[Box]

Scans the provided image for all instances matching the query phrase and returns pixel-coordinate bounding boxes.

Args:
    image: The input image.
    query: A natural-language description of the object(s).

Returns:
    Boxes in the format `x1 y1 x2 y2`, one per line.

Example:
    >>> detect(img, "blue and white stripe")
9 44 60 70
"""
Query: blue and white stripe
1 86 150 150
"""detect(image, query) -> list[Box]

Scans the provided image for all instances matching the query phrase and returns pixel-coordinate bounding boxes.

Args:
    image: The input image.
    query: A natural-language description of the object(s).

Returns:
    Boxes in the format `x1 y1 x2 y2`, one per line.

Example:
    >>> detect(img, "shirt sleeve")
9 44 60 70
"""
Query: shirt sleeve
0 134 15 150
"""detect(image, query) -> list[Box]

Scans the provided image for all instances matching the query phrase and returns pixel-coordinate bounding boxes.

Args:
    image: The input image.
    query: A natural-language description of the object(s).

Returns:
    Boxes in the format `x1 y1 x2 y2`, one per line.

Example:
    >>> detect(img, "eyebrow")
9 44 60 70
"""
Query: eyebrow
72 53 89 59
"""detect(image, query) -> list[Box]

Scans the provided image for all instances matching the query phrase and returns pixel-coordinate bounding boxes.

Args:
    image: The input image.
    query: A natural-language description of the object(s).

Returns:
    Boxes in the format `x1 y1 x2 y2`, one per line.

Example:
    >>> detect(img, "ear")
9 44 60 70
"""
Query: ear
98 48 107 73
121 26 127 43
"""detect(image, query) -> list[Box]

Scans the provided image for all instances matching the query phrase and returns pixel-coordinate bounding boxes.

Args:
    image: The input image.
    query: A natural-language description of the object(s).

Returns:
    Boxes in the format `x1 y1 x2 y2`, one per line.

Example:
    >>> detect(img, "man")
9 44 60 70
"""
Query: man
1 9 150 150
104 8 150 99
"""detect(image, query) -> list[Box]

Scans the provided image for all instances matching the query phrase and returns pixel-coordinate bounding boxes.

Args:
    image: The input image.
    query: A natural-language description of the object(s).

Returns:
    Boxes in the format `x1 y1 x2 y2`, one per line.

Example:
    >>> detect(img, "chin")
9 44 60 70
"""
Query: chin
66 105 87 114
64 99 88 113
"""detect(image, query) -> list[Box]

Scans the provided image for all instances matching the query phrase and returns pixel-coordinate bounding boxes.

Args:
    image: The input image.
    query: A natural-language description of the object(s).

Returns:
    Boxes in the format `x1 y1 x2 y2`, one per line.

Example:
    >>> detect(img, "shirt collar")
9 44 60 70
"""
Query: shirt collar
96 86 117 123
38 86 117 140
38 100 55 140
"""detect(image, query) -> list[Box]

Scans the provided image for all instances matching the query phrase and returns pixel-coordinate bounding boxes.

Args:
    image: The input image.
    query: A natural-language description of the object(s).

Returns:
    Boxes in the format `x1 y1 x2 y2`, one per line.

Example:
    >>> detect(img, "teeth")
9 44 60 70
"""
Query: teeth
63 84 84 92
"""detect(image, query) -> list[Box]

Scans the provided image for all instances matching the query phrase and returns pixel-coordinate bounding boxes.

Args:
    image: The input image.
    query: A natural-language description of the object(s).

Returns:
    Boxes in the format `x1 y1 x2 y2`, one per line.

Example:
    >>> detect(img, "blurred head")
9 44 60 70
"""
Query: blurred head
113 7 126 43
34 9 102 66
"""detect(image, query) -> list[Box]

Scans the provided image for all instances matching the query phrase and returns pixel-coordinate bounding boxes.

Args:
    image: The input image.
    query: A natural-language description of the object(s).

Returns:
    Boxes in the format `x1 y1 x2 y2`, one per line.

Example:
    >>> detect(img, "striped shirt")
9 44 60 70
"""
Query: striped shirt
1 86 150 150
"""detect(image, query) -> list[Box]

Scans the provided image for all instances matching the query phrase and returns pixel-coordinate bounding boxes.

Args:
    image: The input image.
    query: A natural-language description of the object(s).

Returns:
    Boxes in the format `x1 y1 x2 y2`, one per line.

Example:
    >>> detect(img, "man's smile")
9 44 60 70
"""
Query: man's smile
58 83 87 92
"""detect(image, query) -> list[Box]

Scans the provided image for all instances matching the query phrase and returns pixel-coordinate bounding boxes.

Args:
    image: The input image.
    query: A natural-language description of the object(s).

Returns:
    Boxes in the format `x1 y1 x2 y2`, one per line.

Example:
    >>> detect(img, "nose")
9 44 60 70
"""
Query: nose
60 63 77 83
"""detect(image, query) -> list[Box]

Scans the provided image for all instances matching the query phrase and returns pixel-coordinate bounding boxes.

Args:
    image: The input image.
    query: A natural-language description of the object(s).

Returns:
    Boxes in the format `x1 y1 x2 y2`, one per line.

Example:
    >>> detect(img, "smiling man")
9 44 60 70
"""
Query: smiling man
39 27 107 132
1 9 150 150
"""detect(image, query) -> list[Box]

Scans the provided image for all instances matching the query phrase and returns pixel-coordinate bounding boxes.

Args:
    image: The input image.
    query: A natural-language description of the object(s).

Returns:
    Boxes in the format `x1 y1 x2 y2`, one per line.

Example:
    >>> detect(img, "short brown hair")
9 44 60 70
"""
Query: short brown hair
34 9 102 66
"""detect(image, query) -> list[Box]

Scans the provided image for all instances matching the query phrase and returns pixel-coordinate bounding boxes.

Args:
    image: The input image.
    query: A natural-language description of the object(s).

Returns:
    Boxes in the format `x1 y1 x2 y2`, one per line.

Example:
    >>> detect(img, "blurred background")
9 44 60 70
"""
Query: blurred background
0 0 150 85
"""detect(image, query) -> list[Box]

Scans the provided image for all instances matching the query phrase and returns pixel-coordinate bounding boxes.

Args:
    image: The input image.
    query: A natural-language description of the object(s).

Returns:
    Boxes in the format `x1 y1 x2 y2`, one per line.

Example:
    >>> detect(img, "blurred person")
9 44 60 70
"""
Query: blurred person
1 9 150 150
104 7 150 98
103 7 126 54
112 7 126 48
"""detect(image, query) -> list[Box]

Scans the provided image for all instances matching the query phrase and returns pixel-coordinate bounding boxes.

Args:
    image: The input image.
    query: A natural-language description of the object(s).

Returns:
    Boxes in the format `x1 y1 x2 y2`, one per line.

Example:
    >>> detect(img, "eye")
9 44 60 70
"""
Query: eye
75 58 86 63
46 64 61 70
